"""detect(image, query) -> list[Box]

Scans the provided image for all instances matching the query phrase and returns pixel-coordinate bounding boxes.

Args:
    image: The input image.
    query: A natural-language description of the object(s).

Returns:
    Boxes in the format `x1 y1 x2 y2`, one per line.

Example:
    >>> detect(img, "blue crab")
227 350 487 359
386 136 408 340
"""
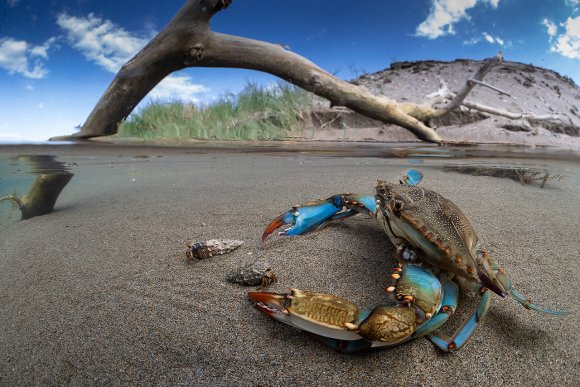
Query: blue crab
249 171 565 352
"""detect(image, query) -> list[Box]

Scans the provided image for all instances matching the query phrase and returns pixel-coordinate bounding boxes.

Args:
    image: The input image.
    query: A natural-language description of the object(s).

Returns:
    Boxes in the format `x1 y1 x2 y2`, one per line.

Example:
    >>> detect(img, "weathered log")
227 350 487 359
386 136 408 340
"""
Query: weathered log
1 173 73 220
54 0 507 144
427 76 574 128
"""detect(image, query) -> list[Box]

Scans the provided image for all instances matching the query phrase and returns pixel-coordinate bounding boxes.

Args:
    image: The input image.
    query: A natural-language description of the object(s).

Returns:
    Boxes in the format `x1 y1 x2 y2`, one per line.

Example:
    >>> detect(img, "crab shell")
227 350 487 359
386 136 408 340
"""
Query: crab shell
374 181 483 285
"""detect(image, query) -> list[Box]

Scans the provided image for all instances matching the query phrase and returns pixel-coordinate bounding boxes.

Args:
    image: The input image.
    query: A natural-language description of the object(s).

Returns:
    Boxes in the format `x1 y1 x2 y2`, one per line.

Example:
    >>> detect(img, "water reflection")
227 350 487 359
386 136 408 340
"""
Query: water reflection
443 163 564 188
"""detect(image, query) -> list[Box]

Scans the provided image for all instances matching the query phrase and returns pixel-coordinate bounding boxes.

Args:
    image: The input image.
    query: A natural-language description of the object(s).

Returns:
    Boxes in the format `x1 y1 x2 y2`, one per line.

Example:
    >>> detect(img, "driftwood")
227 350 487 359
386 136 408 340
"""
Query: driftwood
1 173 73 220
426 77 573 131
56 0 439 142
1 156 73 220
56 0 512 144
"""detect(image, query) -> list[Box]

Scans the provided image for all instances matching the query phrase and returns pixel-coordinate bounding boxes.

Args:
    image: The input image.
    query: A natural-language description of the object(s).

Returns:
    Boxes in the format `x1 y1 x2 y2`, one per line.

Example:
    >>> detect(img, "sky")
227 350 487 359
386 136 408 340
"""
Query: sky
1 0 579 142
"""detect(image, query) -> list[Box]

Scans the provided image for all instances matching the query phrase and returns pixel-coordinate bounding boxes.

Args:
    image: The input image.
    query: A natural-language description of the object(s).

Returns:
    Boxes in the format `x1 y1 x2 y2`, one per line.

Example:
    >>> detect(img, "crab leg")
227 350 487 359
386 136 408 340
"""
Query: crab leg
412 280 459 338
262 194 376 241
426 250 567 353
428 289 492 352
477 250 567 315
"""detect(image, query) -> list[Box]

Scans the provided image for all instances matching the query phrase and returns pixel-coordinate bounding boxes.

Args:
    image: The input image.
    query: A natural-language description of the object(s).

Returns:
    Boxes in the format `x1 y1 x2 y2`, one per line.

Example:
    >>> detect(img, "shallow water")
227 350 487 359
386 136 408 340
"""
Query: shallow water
0 143 578 385
1 143 575 229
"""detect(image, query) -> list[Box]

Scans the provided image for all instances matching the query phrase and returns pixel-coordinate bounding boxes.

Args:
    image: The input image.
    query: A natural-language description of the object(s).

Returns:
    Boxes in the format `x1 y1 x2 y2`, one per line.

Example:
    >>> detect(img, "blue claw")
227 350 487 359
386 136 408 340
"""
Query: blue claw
262 194 376 241
262 200 342 241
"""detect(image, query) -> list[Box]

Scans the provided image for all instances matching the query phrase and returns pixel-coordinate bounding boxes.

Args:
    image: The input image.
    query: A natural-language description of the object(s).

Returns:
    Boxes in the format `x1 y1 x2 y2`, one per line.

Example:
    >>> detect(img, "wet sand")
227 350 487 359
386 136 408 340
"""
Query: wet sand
0 146 578 385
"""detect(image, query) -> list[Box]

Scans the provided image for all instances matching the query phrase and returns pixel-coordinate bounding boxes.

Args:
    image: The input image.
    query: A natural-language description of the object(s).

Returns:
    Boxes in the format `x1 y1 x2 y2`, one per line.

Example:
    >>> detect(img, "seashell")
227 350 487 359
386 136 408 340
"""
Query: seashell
226 262 277 287
186 239 243 260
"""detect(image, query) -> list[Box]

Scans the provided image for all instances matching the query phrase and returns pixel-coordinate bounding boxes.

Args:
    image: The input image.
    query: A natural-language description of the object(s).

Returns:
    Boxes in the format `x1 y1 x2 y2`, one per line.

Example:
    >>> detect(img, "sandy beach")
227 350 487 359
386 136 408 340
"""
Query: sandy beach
0 145 578 385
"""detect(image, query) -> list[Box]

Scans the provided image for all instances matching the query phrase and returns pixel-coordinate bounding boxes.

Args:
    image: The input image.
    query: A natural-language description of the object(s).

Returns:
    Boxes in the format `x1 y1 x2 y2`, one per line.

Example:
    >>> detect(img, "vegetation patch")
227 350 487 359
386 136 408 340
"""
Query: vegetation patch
118 82 315 140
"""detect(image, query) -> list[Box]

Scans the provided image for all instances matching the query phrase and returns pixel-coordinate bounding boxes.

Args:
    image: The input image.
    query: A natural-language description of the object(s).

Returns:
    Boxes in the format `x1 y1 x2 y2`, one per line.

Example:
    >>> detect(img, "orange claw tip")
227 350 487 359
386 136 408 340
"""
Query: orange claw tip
247 291 270 303
247 291 287 308
261 213 287 242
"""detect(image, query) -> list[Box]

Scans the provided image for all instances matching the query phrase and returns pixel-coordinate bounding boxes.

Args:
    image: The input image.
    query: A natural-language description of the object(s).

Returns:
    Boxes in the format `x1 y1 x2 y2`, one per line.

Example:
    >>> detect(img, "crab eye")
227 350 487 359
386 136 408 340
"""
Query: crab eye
393 200 404 211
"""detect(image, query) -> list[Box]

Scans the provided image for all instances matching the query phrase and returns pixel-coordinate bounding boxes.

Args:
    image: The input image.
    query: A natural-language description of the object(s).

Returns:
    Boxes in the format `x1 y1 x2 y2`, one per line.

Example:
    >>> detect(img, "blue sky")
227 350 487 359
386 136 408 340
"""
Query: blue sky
1 0 579 142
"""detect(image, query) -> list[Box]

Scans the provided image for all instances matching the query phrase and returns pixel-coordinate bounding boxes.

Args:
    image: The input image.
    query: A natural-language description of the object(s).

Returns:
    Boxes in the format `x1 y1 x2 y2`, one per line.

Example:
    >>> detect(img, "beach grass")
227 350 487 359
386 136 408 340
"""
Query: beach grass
118 82 315 140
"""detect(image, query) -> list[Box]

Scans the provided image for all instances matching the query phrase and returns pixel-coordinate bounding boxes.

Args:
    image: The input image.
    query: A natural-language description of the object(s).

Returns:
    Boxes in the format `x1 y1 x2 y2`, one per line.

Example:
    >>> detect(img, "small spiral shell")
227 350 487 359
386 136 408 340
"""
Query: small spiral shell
186 239 243 260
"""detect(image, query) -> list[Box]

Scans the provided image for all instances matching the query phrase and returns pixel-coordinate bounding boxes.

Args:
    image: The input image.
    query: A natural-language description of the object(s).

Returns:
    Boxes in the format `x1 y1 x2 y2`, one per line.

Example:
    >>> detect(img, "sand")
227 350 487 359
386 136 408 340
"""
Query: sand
0 144 578 385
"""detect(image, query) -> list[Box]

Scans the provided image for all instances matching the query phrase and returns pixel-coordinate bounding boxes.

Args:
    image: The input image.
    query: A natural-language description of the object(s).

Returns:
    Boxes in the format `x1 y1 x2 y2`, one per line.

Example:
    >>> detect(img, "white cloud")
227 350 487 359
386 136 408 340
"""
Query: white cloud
543 19 558 38
0 37 55 78
416 0 501 39
57 12 207 102
30 37 57 59
482 32 504 46
547 16 580 59
6 0 21 7
150 75 208 102
483 32 495 43
566 0 580 7
57 13 147 73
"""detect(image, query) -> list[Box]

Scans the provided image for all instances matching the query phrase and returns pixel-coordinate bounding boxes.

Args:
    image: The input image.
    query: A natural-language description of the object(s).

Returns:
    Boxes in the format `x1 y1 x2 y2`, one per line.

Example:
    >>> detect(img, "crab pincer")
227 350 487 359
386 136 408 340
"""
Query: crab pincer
249 264 459 353
262 194 377 242
262 201 338 240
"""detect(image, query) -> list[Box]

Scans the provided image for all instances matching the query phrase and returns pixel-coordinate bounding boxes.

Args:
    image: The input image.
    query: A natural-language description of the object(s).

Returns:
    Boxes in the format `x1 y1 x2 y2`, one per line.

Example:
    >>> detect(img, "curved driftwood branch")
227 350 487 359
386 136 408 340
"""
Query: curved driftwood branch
54 0 509 144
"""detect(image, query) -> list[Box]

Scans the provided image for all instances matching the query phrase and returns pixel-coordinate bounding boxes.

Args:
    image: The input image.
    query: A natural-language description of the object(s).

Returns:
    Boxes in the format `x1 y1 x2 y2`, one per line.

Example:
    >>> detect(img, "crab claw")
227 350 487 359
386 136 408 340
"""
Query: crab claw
262 211 295 241
262 194 377 242
262 197 345 242
248 265 459 352
247 291 288 317
248 289 365 341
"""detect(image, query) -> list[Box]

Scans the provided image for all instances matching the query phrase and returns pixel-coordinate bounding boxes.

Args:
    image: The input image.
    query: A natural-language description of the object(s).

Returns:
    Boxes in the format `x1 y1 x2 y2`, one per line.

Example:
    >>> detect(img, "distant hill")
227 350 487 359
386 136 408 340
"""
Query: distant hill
302 59 580 149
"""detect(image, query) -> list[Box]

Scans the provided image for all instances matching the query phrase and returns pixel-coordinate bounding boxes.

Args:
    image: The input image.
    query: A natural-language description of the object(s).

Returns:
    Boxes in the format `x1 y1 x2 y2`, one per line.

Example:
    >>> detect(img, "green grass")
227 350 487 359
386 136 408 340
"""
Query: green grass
118 82 315 140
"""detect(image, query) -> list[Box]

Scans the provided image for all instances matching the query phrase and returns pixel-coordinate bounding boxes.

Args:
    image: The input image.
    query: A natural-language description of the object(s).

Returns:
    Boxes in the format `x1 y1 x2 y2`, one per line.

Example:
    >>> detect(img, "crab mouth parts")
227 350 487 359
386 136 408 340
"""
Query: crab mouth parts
379 206 405 239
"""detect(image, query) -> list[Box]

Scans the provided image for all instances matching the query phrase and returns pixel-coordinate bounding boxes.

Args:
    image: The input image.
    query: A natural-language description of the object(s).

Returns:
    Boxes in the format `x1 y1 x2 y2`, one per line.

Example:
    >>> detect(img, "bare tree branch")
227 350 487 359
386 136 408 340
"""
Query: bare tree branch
427 77 573 126
466 78 510 96
52 0 512 144
432 53 503 117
